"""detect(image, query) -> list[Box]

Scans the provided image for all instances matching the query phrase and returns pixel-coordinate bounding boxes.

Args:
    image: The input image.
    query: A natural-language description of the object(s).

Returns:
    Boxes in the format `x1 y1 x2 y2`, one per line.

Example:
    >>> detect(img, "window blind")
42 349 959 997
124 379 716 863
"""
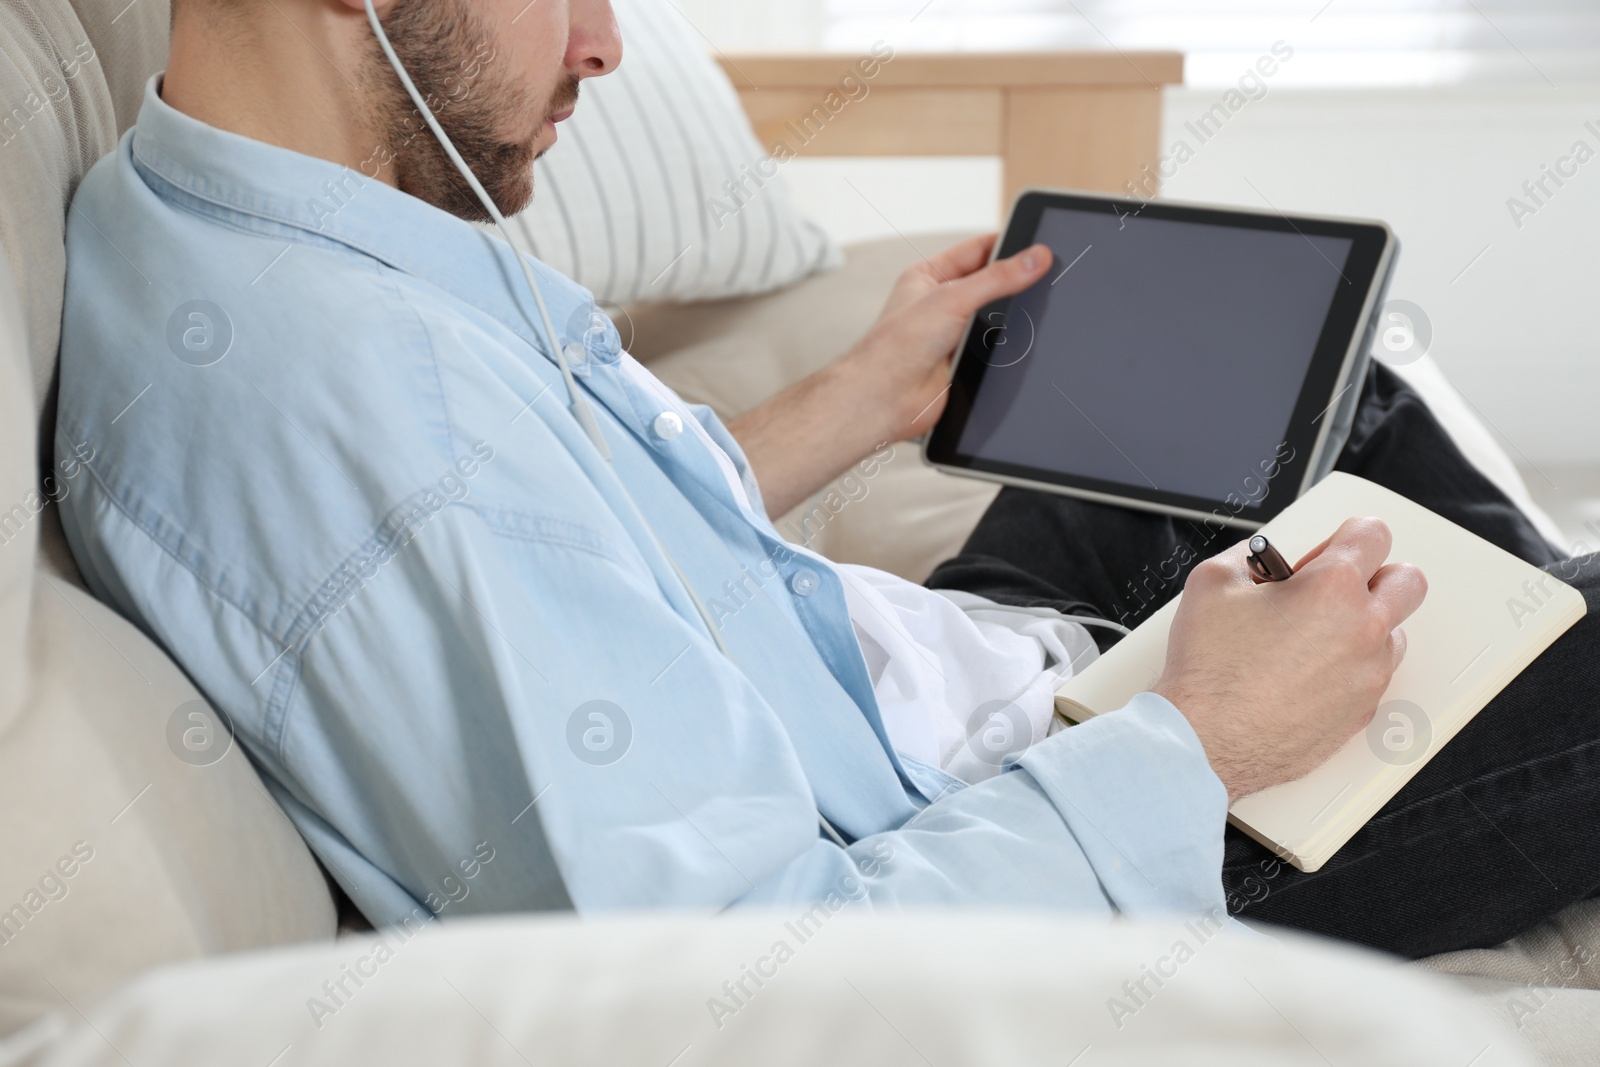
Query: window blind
823 1 1600 86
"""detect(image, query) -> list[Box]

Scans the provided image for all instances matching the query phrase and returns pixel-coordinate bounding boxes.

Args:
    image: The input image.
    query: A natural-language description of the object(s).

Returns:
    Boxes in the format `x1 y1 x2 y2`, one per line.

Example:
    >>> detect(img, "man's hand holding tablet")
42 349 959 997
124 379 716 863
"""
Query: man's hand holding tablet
729 234 1053 516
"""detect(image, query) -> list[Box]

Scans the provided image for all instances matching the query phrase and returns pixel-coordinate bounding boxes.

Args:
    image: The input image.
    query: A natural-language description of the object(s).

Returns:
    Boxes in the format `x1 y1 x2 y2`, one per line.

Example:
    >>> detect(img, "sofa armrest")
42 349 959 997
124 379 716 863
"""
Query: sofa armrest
717 51 1184 209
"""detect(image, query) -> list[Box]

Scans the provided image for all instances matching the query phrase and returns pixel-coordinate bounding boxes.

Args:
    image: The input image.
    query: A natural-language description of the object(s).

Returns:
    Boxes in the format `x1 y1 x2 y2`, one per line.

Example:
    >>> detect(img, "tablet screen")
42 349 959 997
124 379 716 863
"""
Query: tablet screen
956 208 1353 501
927 191 1393 526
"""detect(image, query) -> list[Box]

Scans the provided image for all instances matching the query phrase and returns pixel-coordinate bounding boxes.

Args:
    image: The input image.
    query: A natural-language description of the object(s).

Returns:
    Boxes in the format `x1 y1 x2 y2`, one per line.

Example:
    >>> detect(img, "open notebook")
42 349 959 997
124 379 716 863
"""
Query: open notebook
1053 473 1586 872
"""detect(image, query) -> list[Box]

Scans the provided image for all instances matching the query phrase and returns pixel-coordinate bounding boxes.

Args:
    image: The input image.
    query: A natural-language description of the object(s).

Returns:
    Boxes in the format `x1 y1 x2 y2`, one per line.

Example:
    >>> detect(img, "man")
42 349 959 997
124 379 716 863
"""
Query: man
56 0 1598 959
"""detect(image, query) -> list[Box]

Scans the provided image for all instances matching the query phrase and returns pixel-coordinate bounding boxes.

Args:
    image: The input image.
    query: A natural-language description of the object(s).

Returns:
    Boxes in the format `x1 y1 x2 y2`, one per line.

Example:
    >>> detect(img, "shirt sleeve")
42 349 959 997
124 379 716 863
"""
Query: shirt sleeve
273 493 1231 926
741 693 1231 919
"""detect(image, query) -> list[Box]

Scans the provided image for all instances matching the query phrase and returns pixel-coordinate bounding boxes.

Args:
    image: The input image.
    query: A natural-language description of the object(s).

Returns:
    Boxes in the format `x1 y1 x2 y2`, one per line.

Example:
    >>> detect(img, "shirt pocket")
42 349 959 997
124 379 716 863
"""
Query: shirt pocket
472 507 621 563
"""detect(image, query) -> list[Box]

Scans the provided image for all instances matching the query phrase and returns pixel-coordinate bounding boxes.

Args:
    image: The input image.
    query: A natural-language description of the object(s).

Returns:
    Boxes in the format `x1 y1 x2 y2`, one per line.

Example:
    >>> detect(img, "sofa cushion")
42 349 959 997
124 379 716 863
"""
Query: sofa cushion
0 259 37 742
63 0 168 137
1421 898 1600 990
0 0 118 424
0 542 339 1035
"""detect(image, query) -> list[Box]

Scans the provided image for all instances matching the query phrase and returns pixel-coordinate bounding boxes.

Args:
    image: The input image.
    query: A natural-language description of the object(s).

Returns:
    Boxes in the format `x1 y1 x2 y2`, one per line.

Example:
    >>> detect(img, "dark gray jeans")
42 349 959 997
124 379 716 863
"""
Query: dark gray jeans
928 363 1600 958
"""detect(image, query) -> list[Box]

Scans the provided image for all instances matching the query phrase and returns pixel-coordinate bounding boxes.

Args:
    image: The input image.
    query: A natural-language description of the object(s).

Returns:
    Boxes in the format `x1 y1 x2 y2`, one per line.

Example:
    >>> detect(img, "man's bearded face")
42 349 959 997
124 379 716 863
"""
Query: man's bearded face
362 0 579 221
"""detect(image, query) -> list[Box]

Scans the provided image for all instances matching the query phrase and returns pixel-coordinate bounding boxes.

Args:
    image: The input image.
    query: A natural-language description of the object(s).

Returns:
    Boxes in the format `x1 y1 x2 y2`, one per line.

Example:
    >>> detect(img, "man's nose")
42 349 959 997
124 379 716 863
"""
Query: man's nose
569 0 623 78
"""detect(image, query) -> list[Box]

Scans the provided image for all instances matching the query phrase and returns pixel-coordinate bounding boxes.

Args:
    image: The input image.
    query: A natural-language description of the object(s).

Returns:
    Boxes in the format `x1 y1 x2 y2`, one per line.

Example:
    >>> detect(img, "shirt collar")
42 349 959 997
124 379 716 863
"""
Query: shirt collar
128 74 595 359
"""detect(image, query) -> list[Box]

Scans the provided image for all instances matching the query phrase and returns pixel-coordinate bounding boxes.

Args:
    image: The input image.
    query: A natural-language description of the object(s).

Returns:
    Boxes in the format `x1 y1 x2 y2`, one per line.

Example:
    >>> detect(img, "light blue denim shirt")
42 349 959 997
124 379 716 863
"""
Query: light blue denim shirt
57 79 1230 927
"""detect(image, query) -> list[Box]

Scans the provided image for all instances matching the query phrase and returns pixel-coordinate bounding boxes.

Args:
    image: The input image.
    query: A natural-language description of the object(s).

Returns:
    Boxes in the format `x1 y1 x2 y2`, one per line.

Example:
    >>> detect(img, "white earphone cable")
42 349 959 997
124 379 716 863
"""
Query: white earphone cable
362 0 732 660
363 0 606 458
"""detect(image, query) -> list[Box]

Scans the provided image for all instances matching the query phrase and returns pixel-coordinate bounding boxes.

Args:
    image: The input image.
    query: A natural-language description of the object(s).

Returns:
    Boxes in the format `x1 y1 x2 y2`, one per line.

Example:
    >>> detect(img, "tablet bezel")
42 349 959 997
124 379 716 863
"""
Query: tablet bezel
924 189 1397 530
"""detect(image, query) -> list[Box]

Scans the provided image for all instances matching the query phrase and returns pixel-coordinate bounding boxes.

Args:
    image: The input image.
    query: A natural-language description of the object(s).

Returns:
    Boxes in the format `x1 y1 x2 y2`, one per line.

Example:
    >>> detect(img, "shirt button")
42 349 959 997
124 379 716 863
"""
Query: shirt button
563 341 588 366
789 568 821 597
652 411 684 441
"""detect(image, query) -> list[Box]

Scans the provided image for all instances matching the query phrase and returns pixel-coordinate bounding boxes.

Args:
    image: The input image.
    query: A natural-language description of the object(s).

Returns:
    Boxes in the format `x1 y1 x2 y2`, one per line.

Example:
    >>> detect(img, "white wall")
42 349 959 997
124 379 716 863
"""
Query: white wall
781 85 1600 467
668 0 824 51
781 158 1002 248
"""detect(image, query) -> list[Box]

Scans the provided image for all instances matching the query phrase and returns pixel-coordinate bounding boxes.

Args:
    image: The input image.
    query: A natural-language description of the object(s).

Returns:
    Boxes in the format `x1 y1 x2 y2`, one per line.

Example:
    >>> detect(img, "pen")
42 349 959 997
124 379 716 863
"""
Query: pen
1247 535 1296 583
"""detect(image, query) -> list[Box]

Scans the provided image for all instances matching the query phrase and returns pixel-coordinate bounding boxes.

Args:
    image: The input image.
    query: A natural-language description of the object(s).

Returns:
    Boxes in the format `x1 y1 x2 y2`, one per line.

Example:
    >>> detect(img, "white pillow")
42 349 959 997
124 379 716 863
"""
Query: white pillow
4 914 1537 1066
504 0 841 305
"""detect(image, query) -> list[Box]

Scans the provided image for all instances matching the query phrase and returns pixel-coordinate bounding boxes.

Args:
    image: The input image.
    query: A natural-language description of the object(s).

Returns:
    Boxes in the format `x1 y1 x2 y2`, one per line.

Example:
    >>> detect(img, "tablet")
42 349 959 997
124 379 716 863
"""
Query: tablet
924 189 1398 529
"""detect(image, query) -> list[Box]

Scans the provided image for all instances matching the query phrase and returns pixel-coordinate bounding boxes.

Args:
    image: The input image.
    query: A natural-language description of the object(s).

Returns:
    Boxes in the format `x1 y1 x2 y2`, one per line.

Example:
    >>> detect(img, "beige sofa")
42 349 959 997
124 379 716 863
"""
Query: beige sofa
0 0 1596 1062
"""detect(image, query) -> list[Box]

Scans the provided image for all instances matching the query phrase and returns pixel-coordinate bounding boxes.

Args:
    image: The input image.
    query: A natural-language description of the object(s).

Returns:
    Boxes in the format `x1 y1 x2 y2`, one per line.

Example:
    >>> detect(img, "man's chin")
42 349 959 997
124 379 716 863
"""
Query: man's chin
416 137 540 220
495 172 537 218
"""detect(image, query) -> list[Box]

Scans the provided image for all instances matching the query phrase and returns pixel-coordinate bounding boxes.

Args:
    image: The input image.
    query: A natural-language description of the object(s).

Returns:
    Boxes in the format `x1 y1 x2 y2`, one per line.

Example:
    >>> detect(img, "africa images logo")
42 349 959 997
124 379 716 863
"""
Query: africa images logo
1365 700 1432 766
566 700 633 766
165 300 234 367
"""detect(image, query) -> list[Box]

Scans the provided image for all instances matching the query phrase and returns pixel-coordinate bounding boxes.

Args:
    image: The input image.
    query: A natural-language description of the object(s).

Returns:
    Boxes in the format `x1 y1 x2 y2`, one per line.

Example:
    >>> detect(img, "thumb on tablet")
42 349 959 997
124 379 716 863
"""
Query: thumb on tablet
947 244 1052 316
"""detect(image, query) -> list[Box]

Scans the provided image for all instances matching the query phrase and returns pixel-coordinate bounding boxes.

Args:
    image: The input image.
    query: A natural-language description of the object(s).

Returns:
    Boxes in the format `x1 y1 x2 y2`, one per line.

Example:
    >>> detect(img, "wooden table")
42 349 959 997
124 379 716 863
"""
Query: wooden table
718 51 1185 211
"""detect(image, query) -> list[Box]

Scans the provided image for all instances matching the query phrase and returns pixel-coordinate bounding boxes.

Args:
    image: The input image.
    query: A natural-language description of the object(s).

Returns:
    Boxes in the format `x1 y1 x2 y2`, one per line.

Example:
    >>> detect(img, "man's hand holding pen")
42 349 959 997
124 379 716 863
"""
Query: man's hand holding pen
1155 518 1429 803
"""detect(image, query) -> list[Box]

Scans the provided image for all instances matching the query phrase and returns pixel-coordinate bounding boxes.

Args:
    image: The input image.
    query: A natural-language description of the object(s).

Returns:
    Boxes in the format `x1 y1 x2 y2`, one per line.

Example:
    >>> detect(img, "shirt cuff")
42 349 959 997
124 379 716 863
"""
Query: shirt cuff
1016 691 1230 919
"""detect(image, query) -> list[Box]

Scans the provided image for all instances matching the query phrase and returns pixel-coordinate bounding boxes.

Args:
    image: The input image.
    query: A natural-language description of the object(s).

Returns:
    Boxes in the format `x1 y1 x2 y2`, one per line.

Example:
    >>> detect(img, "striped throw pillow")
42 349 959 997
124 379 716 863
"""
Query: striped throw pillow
502 0 842 306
